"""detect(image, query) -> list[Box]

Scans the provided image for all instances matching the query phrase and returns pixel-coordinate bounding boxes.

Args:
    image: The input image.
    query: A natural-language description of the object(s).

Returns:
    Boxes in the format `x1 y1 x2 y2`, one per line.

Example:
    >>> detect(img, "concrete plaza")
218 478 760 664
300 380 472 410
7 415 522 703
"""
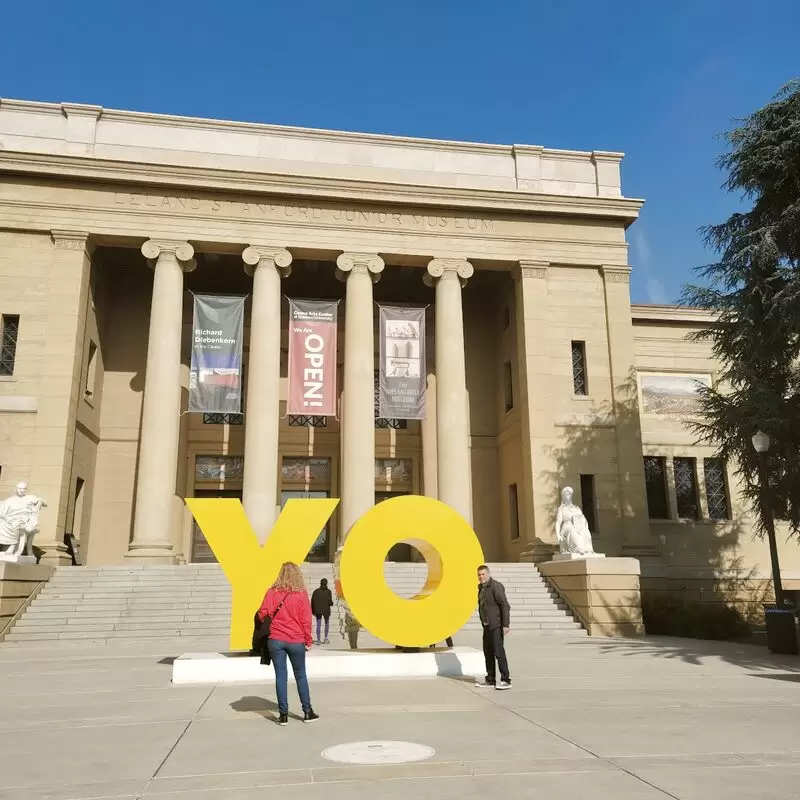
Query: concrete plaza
0 632 799 799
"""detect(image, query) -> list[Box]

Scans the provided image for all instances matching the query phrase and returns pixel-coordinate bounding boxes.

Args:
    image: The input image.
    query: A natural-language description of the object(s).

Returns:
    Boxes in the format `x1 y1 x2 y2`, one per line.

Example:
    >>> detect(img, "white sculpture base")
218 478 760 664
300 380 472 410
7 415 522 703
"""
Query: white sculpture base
552 552 606 562
172 646 484 685
0 552 36 564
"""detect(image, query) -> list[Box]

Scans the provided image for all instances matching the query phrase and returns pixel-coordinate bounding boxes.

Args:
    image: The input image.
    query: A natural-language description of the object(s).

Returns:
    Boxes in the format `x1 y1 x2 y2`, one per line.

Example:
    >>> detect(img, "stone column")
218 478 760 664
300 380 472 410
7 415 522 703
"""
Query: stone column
128 240 196 563
33 231 93 565
420 372 438 498
336 253 384 537
600 265 652 555
513 262 558 561
425 259 473 523
241 246 292 543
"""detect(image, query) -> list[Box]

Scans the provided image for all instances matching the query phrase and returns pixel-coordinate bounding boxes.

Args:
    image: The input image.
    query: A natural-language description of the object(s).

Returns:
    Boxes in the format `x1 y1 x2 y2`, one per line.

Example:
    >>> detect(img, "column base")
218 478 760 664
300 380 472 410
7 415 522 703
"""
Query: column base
37 543 73 566
519 537 558 564
124 546 177 565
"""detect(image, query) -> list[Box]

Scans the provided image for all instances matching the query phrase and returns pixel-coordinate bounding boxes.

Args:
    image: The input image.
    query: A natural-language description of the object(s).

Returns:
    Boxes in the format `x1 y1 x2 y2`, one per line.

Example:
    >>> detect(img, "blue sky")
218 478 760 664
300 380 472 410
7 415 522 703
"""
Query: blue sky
3 0 798 304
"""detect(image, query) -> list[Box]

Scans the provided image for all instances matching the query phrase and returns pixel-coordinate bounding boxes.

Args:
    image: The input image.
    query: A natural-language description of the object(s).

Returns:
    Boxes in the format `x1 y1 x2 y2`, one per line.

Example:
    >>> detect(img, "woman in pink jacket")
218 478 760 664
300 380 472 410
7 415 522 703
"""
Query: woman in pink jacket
258 562 318 726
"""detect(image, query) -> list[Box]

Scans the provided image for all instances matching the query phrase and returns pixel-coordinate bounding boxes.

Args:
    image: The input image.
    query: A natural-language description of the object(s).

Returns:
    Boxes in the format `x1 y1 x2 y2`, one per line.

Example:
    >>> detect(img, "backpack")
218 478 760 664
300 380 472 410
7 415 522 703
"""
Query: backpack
251 596 287 665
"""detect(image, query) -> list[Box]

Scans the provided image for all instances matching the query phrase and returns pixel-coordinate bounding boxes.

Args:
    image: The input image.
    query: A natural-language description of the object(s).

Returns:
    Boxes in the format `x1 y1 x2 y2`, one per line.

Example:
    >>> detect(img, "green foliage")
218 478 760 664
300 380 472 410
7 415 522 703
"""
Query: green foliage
681 81 800 537
642 594 750 641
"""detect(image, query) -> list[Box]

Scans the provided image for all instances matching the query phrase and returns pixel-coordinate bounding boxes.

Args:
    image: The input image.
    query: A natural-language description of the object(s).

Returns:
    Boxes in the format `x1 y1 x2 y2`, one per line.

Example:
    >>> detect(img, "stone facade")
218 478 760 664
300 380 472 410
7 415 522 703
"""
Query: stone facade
0 99 798 607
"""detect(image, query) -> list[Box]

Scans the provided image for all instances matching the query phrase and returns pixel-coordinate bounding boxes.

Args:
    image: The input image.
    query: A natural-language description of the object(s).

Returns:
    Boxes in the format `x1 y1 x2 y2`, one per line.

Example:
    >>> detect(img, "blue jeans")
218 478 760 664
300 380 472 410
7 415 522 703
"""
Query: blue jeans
315 615 330 641
267 638 312 715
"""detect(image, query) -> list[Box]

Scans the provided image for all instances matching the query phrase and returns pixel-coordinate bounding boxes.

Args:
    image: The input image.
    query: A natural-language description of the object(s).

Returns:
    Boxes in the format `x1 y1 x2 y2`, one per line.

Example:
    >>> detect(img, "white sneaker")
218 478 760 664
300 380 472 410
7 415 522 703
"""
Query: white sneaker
474 679 495 688
496 681 512 691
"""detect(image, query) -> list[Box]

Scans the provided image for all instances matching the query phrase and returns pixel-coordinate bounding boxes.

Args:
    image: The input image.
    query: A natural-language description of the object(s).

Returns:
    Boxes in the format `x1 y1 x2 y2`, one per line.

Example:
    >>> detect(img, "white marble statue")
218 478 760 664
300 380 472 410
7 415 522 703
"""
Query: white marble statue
0 482 47 559
555 486 595 557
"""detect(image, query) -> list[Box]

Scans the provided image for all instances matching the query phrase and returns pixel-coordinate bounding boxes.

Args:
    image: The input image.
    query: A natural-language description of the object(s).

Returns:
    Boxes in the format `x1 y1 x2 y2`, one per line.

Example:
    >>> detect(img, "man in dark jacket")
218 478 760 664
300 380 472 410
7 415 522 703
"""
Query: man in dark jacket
311 578 333 644
475 565 511 690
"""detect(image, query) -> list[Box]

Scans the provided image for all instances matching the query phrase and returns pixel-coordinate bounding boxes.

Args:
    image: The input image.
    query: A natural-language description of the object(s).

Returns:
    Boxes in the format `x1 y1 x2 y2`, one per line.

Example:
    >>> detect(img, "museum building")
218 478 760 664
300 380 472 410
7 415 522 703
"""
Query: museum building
0 99 798 605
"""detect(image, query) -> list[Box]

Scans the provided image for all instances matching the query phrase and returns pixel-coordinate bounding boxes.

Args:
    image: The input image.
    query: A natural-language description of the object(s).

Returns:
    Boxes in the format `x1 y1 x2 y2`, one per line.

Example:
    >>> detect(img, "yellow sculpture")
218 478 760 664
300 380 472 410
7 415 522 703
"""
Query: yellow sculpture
185 497 337 651
185 495 485 650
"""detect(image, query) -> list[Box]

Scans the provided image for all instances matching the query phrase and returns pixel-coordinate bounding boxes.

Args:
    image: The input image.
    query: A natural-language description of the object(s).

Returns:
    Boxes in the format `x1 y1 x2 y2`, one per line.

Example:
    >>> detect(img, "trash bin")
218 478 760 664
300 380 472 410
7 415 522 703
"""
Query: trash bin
764 606 799 655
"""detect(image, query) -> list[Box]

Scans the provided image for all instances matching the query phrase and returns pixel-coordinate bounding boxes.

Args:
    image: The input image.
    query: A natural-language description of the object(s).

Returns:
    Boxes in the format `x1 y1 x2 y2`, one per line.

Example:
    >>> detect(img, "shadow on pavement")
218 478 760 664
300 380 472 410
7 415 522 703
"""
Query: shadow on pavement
590 635 800 671
230 695 285 722
752 672 800 684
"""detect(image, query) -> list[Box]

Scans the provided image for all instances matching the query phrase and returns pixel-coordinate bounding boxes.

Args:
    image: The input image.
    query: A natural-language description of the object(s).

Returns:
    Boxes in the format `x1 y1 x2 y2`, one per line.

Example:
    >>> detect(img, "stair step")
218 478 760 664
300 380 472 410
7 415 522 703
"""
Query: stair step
6 563 583 646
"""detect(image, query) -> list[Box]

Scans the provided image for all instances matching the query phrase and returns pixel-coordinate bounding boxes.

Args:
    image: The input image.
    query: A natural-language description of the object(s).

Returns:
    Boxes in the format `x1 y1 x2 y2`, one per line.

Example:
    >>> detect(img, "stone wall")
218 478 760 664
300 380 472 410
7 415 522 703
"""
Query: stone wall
0 562 53 637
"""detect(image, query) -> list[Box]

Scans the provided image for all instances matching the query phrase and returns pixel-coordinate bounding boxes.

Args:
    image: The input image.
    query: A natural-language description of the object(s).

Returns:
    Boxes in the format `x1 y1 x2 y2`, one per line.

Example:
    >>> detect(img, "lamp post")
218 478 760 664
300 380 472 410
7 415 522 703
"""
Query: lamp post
751 430 785 607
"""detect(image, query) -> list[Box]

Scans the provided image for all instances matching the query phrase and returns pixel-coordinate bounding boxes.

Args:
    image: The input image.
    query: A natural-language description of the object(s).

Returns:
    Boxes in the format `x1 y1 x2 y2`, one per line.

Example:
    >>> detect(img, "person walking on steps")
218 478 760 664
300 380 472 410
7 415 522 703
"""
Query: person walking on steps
258 562 320 726
475 565 511 690
311 578 334 644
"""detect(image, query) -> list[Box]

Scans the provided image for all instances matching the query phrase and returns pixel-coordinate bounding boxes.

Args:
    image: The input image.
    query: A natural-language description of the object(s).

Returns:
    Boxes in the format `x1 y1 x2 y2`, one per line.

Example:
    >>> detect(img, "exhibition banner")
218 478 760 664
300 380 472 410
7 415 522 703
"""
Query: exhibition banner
378 305 426 419
287 299 339 416
189 294 246 413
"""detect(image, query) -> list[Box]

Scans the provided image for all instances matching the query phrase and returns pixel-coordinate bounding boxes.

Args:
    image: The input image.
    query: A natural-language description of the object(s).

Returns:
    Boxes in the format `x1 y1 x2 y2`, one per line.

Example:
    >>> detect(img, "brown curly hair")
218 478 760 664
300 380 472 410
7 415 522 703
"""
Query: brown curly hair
272 562 306 593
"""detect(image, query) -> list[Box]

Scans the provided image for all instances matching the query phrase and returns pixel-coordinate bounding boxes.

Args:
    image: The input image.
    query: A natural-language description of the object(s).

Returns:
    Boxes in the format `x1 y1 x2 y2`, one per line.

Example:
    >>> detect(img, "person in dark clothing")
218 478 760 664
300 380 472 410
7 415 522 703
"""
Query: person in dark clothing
475 565 511 690
310 578 334 644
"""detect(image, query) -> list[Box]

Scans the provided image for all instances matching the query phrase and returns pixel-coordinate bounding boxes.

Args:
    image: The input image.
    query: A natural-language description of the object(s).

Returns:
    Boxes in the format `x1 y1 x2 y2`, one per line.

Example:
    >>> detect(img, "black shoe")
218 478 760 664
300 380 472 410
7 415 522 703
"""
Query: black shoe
277 713 289 726
303 709 320 723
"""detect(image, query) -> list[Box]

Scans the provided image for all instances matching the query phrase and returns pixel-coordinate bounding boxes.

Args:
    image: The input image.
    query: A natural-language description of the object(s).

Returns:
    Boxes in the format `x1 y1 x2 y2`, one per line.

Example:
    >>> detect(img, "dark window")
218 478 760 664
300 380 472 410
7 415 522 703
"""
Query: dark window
0 315 20 376
643 456 669 519
508 484 520 540
580 474 597 533
203 413 243 425
503 362 514 412
674 457 699 519
374 370 407 430
571 341 587 395
704 458 729 520
288 415 328 427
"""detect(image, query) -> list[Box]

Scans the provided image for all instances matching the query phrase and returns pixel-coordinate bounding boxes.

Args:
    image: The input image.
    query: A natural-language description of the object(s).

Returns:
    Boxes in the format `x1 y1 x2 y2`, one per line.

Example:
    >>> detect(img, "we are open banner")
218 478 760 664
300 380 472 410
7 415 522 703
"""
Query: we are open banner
287 299 339 416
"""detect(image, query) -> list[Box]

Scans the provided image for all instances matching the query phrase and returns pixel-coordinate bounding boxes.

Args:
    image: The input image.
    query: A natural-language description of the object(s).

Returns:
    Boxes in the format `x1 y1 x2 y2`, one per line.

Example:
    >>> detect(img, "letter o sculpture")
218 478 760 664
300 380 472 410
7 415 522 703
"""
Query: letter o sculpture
339 496 484 647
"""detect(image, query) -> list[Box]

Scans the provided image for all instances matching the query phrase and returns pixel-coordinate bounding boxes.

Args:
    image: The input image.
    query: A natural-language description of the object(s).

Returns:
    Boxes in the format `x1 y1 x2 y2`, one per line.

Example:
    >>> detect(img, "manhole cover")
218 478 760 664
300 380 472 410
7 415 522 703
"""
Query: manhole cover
321 741 435 765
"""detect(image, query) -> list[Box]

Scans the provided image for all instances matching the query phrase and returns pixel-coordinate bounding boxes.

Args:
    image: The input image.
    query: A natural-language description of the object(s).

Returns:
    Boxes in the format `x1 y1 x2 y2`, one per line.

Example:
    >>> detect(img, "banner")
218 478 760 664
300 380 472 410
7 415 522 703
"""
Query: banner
287 299 339 416
189 294 246 413
378 305 426 419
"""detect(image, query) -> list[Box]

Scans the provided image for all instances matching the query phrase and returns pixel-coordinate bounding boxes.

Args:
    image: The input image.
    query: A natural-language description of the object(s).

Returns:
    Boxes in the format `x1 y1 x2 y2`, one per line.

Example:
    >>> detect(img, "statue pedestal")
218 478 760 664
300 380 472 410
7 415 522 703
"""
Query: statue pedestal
0 553 36 565
552 552 606 562
539 557 644 637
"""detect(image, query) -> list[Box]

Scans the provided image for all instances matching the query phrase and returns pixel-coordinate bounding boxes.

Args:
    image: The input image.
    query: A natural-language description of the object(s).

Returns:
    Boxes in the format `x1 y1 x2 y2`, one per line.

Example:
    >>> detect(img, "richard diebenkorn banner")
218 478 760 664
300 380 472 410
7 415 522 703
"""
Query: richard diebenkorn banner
189 294 246 413
378 305 426 420
287 299 339 416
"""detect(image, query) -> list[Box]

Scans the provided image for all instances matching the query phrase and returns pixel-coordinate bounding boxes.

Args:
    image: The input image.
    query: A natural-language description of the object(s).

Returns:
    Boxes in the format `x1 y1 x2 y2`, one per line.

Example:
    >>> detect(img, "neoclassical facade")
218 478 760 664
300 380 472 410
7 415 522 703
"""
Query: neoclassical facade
0 99 797 607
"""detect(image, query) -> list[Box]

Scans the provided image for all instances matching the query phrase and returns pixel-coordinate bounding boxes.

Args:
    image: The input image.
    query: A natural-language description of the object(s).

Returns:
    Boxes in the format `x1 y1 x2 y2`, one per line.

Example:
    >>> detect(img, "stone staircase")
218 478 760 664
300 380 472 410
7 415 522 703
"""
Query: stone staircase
2 563 585 648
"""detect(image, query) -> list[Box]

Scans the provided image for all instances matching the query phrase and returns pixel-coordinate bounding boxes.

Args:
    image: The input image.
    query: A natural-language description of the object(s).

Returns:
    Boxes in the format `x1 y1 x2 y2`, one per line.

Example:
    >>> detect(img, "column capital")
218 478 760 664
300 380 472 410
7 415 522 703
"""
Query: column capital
141 239 196 272
51 230 92 254
242 245 292 277
600 265 631 284
336 252 384 283
513 260 549 281
425 258 474 288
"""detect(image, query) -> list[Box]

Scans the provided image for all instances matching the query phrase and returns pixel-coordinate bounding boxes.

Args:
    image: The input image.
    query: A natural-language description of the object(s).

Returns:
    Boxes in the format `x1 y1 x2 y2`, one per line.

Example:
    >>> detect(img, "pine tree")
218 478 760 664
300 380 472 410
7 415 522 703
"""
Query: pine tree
682 81 800 538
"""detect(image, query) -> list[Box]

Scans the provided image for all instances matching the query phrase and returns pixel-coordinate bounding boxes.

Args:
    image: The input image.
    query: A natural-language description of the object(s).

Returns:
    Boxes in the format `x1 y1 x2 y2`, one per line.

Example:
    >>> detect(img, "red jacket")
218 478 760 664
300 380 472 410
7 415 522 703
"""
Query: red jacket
258 588 312 647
